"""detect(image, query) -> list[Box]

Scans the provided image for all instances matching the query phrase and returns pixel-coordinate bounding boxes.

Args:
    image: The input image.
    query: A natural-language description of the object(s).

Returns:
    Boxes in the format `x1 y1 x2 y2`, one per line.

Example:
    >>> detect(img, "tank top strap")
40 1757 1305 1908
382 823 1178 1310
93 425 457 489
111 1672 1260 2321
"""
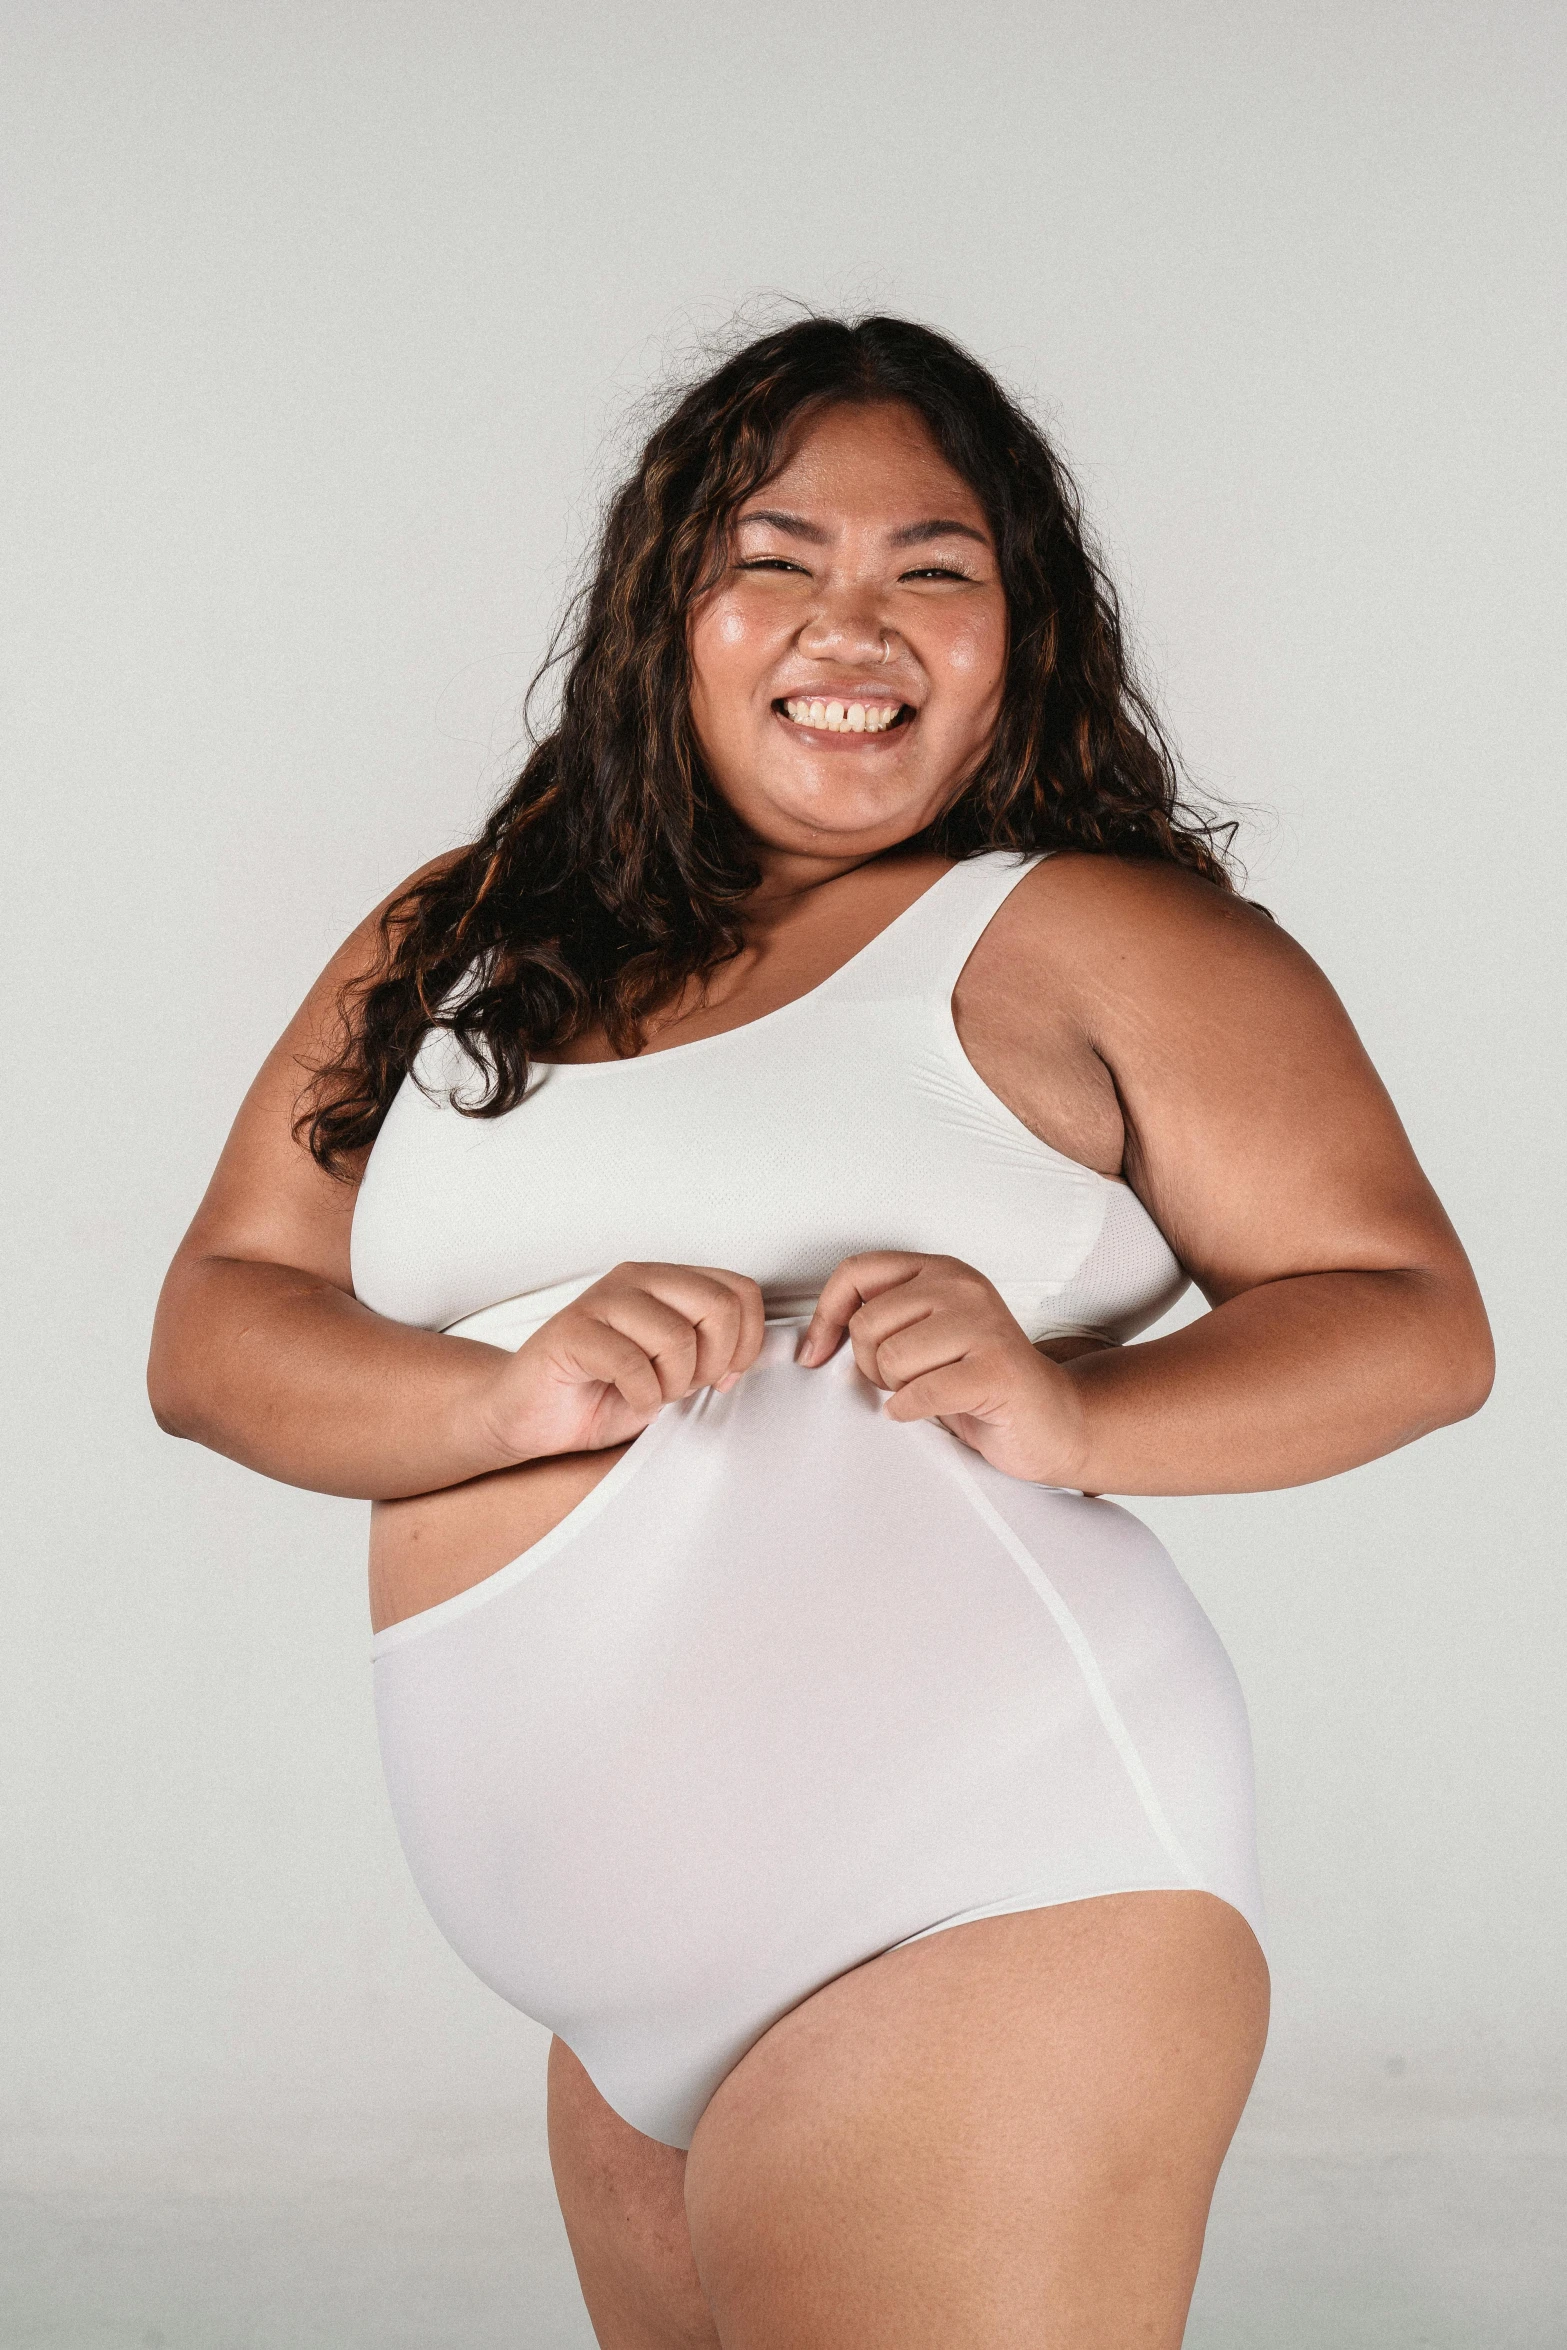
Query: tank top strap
844 847 1055 1007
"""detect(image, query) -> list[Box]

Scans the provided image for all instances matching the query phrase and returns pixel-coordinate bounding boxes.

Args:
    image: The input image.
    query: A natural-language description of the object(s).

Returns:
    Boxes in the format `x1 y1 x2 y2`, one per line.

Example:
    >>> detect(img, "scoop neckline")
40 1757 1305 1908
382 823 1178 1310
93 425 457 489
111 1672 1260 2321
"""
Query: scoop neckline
526 851 1010 1078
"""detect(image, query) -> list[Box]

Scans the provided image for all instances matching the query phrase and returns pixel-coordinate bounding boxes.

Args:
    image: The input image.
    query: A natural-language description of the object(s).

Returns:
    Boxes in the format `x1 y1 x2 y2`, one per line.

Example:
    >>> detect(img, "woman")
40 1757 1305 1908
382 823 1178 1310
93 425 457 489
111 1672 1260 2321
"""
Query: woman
148 314 1493 2349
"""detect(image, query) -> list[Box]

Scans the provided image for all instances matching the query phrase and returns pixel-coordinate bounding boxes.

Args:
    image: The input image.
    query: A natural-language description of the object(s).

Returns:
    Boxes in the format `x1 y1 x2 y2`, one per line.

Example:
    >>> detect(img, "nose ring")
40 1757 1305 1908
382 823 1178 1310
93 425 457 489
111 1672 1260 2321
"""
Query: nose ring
877 631 892 664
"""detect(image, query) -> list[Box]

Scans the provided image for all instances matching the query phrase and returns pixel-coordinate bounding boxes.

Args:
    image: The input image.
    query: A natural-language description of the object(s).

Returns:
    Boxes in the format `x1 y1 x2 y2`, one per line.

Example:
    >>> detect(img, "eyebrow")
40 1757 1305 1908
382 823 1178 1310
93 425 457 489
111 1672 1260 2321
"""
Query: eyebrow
736 507 992 552
889 517 992 550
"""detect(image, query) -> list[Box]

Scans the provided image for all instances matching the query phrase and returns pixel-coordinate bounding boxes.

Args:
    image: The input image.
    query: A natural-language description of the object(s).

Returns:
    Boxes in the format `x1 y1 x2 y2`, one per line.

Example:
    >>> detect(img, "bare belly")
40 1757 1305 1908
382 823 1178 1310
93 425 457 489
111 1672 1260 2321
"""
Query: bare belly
369 1444 635 1636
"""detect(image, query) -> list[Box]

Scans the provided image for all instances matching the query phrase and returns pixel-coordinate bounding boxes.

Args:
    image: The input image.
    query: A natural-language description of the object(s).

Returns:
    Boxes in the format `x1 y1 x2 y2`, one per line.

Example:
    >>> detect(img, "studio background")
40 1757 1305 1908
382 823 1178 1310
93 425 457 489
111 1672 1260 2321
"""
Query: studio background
3 4 1562 2345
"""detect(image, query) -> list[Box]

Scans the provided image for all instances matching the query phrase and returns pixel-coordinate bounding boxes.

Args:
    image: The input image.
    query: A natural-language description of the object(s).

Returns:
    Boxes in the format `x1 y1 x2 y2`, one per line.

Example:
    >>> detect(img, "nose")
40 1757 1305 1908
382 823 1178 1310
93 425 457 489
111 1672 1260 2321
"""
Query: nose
796 592 890 669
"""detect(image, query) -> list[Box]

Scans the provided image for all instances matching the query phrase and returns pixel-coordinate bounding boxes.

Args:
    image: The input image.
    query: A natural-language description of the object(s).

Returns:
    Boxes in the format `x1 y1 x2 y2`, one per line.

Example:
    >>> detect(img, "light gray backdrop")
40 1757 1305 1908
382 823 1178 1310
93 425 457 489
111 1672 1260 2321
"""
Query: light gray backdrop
3 4 1562 2345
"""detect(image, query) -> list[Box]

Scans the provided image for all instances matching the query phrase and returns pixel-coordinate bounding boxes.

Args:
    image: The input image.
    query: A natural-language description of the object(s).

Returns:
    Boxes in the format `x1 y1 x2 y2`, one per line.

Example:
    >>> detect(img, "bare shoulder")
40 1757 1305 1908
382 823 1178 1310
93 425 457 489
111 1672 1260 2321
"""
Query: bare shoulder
1013 850 1293 968
313 841 471 997
271 837 476 1133
168 842 475 1284
1006 851 1334 1046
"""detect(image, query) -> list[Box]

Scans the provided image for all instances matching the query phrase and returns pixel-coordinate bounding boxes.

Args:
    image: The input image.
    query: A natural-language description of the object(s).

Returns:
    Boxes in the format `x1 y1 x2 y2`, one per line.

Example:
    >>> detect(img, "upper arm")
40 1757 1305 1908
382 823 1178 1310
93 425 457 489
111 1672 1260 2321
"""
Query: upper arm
1046 859 1482 1309
166 850 465 1295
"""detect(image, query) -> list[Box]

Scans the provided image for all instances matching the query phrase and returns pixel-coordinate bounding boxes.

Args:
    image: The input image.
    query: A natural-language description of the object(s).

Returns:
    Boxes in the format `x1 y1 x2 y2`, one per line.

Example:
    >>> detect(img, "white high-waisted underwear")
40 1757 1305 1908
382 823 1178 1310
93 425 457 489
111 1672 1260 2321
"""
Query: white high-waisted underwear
372 1319 1265 2150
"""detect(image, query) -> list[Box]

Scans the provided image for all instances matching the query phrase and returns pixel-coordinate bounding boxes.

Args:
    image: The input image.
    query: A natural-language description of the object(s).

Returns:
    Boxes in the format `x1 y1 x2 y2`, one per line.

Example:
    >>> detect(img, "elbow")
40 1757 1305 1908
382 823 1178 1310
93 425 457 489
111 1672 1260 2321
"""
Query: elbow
1447 1328 1495 1425
1425 1284 1496 1430
147 1383 192 1441
146 1279 206 1441
146 1343 196 1441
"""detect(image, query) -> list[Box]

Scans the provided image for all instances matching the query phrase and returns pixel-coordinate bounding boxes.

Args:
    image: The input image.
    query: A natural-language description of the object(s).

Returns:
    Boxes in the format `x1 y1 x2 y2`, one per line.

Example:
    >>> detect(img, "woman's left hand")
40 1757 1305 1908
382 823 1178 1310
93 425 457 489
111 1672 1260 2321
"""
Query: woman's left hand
796 1252 1093 1488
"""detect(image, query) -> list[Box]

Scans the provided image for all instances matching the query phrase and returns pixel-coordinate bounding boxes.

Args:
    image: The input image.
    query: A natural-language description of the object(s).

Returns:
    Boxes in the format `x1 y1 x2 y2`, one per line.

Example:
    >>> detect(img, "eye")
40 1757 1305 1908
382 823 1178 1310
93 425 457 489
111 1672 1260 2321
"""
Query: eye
736 557 809 575
900 565 976 583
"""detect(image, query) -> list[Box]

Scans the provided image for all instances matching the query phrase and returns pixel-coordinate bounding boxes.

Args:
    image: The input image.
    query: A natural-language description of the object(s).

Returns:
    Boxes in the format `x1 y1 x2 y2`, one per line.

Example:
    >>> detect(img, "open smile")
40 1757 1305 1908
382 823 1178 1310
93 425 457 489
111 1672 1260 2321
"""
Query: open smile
773 697 914 743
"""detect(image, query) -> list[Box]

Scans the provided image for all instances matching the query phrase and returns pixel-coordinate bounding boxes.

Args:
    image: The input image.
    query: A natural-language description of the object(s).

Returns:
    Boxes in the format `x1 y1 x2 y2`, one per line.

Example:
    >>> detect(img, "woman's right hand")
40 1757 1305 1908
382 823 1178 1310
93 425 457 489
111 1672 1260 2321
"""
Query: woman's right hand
478 1262 767 1464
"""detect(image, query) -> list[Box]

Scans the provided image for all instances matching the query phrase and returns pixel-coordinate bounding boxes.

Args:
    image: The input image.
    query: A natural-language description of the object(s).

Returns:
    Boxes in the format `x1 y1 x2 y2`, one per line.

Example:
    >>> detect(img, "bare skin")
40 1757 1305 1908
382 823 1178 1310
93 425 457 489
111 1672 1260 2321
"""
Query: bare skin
362 844 1126 1630
549 1894 1268 2350
148 397 1492 2346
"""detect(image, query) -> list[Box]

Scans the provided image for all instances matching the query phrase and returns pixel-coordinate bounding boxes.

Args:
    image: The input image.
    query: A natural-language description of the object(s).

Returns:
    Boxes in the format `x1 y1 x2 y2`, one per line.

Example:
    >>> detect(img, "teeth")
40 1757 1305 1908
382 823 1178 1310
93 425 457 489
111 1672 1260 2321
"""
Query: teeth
782 698 904 734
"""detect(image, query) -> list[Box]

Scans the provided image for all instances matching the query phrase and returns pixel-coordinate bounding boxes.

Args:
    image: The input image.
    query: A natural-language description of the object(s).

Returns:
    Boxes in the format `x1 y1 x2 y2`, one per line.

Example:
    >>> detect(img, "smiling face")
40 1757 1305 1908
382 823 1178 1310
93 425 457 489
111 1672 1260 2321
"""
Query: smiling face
687 399 1009 882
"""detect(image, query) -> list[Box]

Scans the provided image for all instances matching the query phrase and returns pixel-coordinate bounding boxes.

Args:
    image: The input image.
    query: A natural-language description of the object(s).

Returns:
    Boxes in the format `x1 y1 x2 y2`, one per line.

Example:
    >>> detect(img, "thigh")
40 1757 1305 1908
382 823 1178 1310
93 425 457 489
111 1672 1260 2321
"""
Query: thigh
682 1891 1269 2350
546 2037 722 2350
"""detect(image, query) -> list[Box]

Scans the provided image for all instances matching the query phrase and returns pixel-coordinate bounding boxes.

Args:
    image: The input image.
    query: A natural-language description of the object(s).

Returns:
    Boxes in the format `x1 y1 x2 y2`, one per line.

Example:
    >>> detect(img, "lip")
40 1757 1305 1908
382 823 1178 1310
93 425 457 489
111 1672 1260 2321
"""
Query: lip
771 696 916 752
777 682 911 705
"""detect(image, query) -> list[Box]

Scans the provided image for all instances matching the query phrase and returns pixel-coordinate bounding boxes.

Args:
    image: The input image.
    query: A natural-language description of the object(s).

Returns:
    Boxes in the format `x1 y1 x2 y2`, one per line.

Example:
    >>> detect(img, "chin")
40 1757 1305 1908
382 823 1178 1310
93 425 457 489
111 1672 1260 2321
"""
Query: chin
762 792 933 849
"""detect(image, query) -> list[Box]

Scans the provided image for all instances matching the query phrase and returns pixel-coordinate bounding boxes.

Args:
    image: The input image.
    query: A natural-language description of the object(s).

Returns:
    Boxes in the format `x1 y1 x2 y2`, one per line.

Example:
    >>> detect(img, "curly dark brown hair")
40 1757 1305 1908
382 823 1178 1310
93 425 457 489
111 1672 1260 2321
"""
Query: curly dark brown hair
299 312 1239 1175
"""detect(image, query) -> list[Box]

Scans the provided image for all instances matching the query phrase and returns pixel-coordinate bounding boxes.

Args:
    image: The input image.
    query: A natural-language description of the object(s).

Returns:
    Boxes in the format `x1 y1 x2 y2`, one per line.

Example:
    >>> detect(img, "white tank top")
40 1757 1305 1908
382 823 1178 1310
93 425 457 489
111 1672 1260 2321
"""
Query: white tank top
350 849 1188 1351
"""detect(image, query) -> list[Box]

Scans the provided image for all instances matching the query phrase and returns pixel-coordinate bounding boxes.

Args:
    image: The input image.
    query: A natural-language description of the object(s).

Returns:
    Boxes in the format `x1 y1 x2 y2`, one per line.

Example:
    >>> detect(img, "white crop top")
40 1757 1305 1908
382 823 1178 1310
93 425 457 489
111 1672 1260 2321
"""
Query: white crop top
350 849 1189 1353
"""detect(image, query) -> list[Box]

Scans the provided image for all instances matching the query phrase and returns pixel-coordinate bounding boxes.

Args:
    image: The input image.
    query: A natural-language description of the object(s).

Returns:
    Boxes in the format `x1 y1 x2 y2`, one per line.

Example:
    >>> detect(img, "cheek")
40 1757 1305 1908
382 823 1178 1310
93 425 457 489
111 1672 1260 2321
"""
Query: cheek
940 612 1007 699
689 598 767 725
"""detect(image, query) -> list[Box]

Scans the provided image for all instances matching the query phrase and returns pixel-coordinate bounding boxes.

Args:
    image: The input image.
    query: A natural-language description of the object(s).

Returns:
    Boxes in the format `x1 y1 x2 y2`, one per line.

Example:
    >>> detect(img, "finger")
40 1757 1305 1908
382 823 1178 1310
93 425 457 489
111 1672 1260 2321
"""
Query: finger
867 1311 971 1395
712 1268 766 1392
673 1277 743 1391
881 1358 1003 1425
560 1323 668 1421
691 1268 767 1379
796 1251 930 1366
585 1292 701 1402
646 1266 766 1388
850 1293 959 1399
739 1275 767 1369
600 1268 741 1394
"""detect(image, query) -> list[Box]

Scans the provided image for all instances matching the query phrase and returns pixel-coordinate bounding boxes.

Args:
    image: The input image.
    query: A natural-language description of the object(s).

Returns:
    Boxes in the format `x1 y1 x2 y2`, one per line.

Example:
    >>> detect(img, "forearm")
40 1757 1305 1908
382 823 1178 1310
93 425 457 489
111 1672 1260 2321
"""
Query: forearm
1056 1266 1493 1496
147 1256 520 1500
